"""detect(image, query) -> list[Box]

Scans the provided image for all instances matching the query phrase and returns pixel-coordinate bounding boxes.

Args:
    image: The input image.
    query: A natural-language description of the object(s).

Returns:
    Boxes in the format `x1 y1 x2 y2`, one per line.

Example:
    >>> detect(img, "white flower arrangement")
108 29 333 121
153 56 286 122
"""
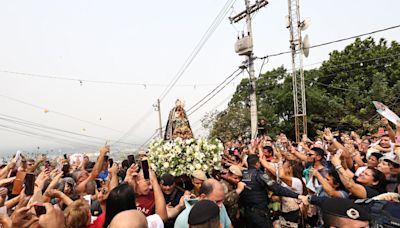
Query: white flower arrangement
148 137 223 176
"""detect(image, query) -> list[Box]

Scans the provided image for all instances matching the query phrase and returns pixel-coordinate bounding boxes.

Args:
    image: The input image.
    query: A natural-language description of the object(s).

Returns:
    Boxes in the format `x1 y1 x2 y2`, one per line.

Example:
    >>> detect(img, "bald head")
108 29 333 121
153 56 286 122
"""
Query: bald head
199 179 225 208
199 179 223 196
109 210 147 228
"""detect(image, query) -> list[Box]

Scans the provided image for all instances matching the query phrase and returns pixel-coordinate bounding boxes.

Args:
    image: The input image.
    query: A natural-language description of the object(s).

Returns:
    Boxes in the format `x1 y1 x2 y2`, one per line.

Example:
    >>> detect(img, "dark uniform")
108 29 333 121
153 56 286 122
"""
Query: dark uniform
240 167 300 228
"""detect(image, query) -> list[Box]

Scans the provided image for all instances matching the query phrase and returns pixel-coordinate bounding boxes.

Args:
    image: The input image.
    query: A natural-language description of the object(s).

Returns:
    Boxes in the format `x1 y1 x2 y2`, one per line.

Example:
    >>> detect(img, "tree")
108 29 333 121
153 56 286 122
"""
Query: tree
209 37 400 141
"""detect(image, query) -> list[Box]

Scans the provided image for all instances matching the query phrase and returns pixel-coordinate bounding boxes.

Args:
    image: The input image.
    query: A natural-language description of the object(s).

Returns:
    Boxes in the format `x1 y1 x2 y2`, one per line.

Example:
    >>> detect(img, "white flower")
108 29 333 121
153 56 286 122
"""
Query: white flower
163 162 169 168
194 163 201 170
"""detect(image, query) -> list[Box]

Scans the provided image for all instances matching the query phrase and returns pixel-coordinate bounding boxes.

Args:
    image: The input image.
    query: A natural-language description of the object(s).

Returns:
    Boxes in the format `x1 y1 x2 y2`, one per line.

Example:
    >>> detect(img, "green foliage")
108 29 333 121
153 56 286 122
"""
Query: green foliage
208 37 400 140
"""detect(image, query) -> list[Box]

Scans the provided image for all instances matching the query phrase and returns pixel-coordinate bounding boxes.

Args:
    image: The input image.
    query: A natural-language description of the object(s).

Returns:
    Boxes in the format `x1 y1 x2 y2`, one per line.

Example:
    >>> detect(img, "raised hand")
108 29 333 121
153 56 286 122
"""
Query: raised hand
38 203 65 228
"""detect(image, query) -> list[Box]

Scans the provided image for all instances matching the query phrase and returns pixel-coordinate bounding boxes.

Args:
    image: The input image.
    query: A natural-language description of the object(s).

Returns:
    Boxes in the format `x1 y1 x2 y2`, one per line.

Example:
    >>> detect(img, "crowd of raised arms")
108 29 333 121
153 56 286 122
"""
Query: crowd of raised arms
0 117 399 228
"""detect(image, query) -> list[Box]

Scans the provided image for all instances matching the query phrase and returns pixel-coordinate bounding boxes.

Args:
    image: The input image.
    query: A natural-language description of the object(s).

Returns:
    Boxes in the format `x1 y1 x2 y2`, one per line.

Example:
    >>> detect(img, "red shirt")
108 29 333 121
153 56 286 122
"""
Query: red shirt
136 191 155 216
88 212 105 228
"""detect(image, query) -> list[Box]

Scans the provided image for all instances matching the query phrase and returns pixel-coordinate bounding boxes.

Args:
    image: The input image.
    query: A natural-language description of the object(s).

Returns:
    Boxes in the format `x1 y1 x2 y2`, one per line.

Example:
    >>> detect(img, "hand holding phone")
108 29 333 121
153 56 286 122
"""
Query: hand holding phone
109 158 114 168
34 204 47 216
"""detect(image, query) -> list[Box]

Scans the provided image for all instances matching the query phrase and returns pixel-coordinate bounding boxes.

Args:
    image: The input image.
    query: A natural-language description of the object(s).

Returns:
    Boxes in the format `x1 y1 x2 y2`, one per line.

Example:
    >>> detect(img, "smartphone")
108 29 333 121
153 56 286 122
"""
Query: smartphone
104 155 109 161
141 159 150 180
44 161 50 170
95 179 102 189
34 204 46 216
62 163 70 177
109 158 114 168
127 155 135 167
24 173 35 196
12 171 26 195
63 154 68 159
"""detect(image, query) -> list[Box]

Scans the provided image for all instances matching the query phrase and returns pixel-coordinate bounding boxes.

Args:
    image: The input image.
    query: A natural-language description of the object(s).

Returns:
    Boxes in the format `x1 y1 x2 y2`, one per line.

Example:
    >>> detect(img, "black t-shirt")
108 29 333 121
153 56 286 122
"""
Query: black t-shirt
350 177 380 199
163 188 184 207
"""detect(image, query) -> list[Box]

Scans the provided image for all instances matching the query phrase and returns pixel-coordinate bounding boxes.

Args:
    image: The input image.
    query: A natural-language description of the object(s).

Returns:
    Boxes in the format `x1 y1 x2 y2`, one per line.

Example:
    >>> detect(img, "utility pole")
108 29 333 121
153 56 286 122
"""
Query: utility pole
153 99 163 138
287 0 309 142
230 0 268 139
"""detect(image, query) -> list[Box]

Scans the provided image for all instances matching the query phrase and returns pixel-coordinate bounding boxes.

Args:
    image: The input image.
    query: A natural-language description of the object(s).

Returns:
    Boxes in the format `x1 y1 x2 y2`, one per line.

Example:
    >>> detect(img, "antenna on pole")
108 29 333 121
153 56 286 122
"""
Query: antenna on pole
286 0 310 142
230 0 268 139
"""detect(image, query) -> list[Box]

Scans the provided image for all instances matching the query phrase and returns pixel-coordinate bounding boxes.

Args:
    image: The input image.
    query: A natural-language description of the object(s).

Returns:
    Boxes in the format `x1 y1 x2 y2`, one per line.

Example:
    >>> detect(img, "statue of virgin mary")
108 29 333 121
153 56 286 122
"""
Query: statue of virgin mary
164 100 193 140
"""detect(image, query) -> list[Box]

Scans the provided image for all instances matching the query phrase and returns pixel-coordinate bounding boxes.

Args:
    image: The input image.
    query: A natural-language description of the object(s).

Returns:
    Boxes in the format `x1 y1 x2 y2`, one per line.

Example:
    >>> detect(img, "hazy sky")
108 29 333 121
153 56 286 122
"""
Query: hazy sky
0 0 399 156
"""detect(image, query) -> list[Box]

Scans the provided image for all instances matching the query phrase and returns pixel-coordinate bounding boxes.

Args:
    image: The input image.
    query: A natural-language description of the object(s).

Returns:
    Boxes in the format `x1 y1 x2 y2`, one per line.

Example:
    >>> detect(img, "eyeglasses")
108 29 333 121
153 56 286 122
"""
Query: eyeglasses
307 153 315 157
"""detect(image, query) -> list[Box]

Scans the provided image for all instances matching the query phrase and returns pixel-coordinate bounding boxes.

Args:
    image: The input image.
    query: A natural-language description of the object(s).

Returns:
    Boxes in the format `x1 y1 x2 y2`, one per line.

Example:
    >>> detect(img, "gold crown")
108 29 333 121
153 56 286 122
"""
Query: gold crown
175 99 185 108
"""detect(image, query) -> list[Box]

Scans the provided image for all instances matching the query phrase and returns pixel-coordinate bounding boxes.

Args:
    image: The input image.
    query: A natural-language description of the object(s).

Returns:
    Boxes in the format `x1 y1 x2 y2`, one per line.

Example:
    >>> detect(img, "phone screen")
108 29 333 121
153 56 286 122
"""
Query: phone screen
141 159 149 180
127 155 135 167
95 179 102 189
12 171 26 195
62 164 70 177
34 204 46 216
24 173 35 196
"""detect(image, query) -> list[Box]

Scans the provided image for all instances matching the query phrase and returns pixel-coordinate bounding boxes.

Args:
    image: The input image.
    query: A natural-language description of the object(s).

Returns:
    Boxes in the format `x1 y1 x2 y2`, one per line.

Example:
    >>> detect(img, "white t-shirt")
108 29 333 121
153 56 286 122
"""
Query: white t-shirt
280 177 303 213
146 214 164 228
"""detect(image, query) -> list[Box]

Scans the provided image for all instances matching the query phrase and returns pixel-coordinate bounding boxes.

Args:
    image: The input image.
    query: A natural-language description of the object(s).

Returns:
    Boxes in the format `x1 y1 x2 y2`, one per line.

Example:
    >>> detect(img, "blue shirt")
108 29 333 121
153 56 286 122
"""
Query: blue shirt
174 199 231 228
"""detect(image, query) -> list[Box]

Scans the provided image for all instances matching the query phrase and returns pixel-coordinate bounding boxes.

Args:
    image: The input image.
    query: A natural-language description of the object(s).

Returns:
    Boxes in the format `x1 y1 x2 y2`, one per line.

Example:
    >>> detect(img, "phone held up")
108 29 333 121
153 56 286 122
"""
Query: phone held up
141 159 150 180
24 173 35 196
34 204 46 216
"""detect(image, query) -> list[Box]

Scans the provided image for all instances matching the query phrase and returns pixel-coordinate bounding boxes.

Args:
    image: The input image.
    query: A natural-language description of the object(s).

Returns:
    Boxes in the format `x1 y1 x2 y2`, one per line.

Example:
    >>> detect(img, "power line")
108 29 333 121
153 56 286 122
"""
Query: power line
187 69 243 116
138 70 241 149
0 123 98 149
158 0 237 101
259 24 400 59
0 69 223 88
112 108 154 146
0 93 124 133
0 113 136 146
186 68 241 113
191 92 234 132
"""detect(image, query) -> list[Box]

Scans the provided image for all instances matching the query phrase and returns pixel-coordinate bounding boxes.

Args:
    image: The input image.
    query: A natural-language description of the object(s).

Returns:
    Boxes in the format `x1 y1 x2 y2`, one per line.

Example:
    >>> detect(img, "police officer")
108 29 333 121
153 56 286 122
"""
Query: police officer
159 173 185 228
240 154 302 228
221 165 245 227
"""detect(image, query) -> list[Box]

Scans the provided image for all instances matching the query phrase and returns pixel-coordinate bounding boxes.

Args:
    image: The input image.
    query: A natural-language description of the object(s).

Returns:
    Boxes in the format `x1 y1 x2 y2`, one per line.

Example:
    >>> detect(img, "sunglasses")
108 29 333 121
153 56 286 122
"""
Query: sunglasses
307 153 315 157
98 188 108 194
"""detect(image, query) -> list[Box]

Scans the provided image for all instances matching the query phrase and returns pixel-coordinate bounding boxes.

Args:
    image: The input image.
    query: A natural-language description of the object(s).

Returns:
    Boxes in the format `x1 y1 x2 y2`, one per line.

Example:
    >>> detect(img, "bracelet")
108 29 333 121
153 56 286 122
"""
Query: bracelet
335 165 343 170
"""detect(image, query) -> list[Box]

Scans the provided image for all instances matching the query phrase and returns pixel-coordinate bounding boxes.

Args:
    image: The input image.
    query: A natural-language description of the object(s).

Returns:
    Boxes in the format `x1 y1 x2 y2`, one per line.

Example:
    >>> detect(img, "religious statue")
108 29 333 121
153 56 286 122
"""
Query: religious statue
164 100 193 140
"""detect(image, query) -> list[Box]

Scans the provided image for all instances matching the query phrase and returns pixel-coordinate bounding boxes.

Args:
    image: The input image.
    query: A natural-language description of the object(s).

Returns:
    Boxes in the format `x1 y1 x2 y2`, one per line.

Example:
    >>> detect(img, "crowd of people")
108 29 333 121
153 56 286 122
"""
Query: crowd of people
0 117 399 227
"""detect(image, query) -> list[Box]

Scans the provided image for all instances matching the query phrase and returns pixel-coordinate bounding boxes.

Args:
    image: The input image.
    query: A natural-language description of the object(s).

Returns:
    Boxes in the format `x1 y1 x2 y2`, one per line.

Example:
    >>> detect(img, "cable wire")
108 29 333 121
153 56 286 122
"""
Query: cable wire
158 0 237 101
259 24 400 59
0 93 124 133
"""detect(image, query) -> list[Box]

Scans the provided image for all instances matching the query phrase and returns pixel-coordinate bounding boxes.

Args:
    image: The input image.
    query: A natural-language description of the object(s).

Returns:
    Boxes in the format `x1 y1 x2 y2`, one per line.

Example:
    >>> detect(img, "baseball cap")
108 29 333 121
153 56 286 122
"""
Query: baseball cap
159 173 175 186
188 200 219 225
192 170 207 181
382 156 400 166
317 197 371 221
229 165 242 177
370 152 384 160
